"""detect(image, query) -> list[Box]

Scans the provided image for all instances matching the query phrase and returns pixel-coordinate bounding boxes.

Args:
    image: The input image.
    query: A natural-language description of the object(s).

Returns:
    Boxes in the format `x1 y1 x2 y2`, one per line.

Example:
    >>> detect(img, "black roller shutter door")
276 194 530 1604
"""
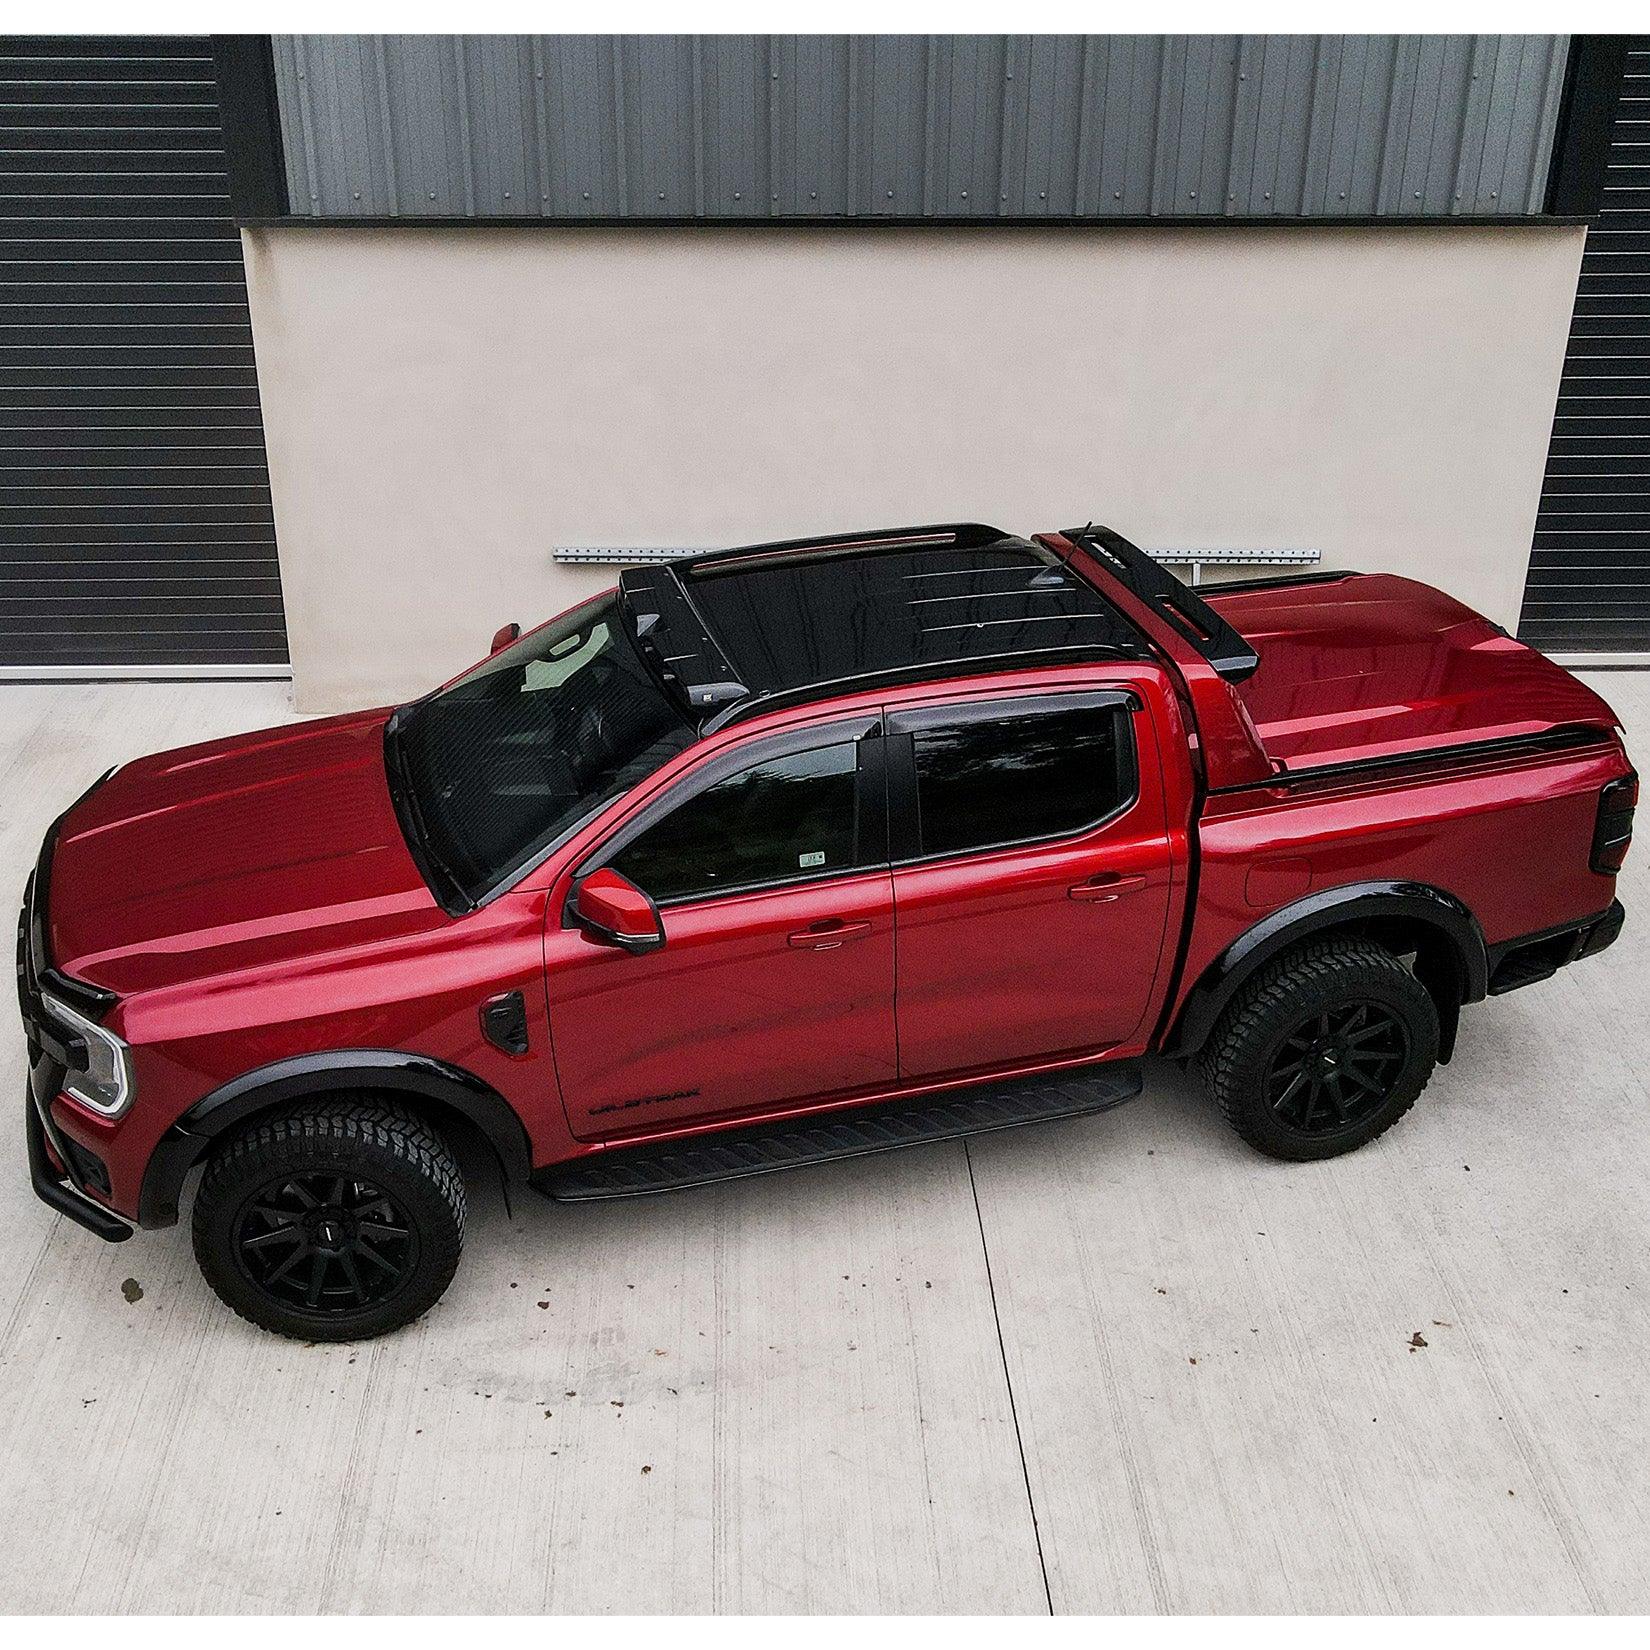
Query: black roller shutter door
1521 38 1650 655
0 33 287 670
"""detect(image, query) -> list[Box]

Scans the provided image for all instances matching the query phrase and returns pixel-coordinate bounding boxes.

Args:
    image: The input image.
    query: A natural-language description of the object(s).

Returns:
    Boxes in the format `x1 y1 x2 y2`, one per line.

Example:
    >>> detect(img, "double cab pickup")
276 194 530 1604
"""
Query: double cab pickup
18 523 1635 1339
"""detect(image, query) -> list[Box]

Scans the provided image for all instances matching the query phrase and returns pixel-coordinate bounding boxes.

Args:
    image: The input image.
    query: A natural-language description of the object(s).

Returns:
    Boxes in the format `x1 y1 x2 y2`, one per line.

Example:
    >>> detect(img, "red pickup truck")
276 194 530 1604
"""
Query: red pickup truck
19 524 1635 1341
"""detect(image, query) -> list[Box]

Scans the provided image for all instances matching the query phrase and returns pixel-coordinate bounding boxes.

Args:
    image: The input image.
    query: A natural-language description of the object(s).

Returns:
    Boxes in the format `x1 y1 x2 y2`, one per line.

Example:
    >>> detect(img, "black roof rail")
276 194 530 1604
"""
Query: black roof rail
1062 524 1261 683
700 643 1140 734
682 522 1017 577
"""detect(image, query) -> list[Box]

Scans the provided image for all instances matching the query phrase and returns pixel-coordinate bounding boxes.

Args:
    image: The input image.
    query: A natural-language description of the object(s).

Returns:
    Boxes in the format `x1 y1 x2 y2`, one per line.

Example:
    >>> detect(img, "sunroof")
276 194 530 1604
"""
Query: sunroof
683 537 1147 696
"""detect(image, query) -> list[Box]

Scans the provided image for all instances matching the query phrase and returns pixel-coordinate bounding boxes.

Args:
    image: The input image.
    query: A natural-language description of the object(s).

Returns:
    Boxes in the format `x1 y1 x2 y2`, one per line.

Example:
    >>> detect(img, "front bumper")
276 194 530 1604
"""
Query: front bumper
17 785 135 1243
25 1087 131 1243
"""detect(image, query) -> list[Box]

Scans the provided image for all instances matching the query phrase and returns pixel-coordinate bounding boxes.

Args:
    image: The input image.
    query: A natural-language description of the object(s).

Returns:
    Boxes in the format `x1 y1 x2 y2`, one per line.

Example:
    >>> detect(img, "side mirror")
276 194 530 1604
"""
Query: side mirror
570 868 665 954
490 622 521 655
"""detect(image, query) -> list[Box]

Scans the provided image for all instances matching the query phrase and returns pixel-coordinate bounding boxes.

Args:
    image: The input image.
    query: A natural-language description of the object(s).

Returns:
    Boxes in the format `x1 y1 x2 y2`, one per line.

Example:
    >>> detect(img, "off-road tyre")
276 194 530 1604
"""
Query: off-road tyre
1197 937 1440 1161
191 1098 465 1341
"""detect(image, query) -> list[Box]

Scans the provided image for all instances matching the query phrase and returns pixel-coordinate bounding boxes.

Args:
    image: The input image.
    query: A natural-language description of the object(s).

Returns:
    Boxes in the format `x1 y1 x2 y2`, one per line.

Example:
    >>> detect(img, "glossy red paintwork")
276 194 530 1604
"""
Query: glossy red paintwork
1205 574 1622 771
35 544 1634 1227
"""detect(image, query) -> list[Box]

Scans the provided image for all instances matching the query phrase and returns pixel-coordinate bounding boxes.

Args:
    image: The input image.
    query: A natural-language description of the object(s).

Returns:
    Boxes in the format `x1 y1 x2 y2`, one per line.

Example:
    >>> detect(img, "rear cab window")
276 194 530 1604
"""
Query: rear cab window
887 694 1137 861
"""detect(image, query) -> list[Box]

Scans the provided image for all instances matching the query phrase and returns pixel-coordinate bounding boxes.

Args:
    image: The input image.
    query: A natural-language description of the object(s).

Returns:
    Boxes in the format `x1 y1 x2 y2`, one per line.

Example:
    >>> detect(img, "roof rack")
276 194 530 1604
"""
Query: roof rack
681 522 1016 577
1062 524 1261 683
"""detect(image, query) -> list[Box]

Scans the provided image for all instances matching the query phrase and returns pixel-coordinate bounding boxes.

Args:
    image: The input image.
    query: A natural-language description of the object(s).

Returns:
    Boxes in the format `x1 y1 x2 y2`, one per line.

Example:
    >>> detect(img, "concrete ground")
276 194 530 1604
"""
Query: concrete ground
1 674 1647 1614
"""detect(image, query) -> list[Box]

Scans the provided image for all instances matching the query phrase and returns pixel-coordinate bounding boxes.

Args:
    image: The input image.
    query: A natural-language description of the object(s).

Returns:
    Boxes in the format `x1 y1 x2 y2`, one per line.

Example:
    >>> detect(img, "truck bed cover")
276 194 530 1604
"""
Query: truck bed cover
1203 573 1620 775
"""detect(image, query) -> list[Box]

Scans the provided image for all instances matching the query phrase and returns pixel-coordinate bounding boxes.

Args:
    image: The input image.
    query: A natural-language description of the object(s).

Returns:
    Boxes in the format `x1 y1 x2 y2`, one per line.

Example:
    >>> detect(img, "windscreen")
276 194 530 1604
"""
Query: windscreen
387 594 694 908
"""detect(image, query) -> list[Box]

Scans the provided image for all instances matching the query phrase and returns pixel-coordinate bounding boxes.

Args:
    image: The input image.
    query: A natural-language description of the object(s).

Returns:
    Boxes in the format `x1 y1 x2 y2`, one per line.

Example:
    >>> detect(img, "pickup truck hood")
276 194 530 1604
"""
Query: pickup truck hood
1205 573 1622 773
45 709 440 997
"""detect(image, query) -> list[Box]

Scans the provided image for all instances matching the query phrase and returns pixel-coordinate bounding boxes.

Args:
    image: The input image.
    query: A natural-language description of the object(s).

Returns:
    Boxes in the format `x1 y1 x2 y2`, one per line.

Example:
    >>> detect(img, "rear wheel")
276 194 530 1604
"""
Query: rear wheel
1197 938 1440 1161
192 1099 465 1341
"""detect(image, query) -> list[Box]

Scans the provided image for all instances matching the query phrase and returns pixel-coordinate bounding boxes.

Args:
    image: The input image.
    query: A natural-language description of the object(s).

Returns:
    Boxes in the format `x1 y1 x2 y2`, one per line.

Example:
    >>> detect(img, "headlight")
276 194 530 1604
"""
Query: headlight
41 992 136 1118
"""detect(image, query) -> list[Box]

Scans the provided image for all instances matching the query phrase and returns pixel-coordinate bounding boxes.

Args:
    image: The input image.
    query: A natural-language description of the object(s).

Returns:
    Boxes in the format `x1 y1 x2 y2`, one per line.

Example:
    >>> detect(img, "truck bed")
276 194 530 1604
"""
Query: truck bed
1202 573 1621 774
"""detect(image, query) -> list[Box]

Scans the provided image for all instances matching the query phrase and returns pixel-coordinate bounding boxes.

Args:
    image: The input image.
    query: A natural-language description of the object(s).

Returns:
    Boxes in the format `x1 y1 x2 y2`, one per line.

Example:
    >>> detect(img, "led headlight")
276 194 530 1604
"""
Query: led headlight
41 992 136 1118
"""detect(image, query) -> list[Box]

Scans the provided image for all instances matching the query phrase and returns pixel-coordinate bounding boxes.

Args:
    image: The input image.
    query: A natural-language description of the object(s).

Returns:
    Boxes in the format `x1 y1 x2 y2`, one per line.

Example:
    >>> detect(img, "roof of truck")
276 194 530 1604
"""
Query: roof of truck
618 524 1151 725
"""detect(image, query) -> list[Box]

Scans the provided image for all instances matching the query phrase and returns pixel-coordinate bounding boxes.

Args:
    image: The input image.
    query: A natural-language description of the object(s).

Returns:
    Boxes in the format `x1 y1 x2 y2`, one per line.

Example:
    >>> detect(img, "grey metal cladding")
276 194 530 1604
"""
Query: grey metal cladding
271 34 1570 220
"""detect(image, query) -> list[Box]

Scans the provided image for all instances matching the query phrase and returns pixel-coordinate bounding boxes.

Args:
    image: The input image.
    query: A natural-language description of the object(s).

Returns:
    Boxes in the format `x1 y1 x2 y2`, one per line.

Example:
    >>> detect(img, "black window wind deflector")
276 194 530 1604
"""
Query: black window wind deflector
618 562 748 715
1062 524 1262 683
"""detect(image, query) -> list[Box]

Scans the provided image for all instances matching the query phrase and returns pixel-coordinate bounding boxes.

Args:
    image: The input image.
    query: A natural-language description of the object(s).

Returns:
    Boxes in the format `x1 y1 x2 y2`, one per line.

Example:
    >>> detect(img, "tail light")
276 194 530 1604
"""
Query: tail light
1592 772 1638 875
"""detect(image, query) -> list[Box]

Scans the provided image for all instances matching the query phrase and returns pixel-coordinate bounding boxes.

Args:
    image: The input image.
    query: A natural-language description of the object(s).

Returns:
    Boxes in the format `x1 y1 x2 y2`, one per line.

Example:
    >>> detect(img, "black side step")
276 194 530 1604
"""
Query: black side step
535 1063 1142 1202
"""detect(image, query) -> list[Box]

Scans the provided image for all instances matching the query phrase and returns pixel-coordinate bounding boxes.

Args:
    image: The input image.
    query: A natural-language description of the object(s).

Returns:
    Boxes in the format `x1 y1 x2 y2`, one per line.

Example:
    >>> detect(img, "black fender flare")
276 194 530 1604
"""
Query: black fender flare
137 1049 532 1228
1164 880 1489 1061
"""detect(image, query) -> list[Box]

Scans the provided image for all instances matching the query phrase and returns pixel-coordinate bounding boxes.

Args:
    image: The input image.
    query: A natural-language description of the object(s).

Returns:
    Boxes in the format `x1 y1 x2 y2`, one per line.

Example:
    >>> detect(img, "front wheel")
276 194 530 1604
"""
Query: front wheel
1197 937 1440 1161
192 1099 466 1341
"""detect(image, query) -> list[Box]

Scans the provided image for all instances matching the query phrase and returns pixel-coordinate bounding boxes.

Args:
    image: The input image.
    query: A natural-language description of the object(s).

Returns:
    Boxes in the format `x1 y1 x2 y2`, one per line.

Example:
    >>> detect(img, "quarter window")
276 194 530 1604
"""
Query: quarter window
902 700 1133 859
610 740 868 903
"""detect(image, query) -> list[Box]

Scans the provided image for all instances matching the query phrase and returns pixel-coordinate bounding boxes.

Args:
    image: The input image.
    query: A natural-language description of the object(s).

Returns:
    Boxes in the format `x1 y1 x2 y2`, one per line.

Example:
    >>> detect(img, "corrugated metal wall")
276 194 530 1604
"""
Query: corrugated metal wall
1519 36 1650 654
271 34 1569 221
0 34 287 671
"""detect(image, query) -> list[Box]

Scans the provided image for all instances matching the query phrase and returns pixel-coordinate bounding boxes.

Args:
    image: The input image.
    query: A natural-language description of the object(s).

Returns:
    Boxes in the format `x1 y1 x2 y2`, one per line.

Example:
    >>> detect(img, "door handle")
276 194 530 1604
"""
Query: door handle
1068 873 1148 902
787 919 874 950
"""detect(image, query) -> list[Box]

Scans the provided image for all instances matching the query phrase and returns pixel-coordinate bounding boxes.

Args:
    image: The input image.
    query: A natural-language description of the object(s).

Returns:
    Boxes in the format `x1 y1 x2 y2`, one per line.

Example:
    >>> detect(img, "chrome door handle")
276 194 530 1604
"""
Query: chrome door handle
787 919 874 950
1068 873 1147 903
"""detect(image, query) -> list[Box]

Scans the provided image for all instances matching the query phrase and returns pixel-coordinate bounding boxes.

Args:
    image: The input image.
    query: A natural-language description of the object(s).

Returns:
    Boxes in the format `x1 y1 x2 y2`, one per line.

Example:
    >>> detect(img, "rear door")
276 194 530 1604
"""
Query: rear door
544 715 897 1139
886 689 1175 1079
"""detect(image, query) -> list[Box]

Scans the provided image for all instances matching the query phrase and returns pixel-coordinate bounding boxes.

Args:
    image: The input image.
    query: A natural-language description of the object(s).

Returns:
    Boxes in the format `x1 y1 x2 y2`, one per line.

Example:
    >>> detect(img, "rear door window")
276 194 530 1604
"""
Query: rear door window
891 697 1135 860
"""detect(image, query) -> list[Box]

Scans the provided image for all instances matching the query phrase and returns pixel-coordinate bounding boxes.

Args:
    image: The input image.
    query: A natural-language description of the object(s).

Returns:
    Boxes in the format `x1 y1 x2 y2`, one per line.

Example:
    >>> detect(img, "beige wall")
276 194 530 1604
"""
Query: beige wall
243 224 1585 712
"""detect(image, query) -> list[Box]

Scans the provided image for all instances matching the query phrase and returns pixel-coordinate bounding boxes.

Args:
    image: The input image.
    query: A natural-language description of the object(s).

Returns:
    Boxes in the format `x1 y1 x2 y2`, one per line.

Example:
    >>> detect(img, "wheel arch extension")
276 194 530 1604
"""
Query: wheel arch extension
1164 881 1489 1065
137 1050 532 1229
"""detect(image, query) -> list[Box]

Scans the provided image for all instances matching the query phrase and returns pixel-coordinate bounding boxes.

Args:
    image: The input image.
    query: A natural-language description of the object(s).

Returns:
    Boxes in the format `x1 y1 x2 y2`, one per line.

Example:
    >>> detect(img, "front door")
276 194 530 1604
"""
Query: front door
544 716 896 1139
886 689 1175 1079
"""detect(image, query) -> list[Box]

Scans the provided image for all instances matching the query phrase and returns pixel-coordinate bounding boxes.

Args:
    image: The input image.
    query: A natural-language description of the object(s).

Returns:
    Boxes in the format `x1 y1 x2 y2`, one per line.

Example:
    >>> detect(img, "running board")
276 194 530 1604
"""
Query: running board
535 1063 1142 1202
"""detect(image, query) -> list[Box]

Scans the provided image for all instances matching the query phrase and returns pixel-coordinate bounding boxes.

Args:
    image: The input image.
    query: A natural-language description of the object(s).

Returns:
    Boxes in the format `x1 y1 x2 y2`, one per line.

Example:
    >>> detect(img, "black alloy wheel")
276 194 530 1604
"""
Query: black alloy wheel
1263 1001 1411 1135
234 1172 418 1313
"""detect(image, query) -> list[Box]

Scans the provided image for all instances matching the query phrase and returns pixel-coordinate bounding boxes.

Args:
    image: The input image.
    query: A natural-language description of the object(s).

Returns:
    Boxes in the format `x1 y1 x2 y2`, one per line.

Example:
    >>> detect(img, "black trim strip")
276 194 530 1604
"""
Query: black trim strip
1202 569 1362 598
229 213 1594 231
1208 725 1613 798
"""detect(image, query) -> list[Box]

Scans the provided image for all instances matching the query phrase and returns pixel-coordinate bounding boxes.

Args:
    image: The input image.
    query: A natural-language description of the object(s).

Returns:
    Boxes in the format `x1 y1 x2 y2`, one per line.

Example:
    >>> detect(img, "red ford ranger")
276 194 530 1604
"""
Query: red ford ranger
18 524 1636 1341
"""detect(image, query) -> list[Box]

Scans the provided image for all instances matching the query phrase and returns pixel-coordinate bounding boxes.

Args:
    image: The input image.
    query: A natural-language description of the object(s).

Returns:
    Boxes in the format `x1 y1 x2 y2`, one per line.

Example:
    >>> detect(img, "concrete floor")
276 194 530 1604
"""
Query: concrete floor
2 674 1648 1613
